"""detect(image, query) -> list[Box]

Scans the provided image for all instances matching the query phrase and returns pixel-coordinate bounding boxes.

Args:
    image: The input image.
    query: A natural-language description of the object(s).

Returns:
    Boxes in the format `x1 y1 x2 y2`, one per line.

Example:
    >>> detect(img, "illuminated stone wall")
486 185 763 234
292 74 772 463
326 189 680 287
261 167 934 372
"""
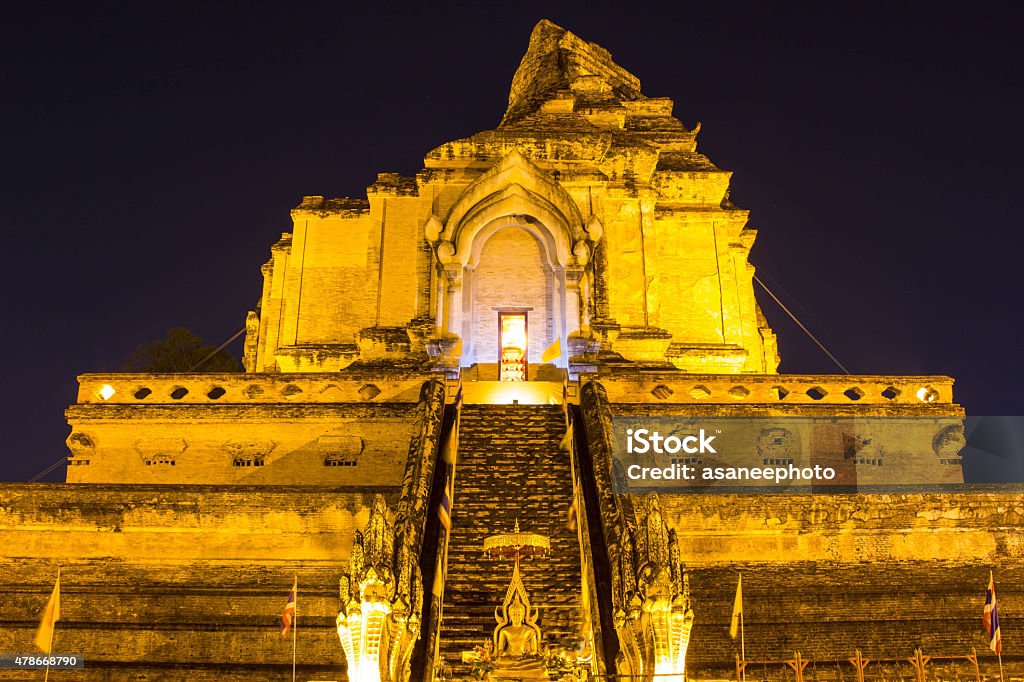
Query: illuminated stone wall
0 484 395 681
469 227 553 365
577 377 1016 678
66 373 436 484
243 20 779 375
662 491 1023 679
32 18 1012 682
587 373 966 486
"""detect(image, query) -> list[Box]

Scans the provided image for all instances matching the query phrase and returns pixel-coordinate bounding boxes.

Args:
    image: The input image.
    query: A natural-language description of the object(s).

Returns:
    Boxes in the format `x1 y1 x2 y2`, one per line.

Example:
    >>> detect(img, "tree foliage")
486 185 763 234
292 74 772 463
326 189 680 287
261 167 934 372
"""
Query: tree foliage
122 327 243 373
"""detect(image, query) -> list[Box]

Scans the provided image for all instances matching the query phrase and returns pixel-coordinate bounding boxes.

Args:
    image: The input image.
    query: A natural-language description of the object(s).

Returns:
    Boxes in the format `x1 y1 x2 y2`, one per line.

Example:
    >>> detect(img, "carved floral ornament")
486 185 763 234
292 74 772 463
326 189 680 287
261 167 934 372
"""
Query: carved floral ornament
425 150 602 273
132 437 187 467
66 432 96 458
66 432 95 465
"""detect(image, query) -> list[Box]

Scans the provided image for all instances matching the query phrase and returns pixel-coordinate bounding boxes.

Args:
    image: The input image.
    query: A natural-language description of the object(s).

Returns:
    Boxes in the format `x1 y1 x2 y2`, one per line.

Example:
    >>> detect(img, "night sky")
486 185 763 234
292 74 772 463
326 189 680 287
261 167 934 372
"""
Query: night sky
2 2 1022 483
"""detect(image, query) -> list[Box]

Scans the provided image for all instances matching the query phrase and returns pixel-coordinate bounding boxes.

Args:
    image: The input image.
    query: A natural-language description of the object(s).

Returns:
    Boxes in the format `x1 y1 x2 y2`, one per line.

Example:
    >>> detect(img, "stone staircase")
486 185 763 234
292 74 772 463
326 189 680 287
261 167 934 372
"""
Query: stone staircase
438 404 583 676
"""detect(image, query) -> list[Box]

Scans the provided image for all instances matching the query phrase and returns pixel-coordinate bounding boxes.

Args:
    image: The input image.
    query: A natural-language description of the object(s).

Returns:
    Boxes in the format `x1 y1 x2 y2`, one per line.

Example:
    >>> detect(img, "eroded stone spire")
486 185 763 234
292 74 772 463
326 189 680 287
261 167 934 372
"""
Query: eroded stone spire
501 19 645 126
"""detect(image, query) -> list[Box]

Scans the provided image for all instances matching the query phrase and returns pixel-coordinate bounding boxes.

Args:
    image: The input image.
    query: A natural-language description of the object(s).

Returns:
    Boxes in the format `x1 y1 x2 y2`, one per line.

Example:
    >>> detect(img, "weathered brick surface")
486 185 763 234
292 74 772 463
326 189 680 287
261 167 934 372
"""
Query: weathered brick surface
438 405 582 675
684 561 1021 680
0 484 399 681
240 18 786 374
652 491 1024 679
65 390 425 485
661 491 1024 565
470 228 554 365
0 559 347 681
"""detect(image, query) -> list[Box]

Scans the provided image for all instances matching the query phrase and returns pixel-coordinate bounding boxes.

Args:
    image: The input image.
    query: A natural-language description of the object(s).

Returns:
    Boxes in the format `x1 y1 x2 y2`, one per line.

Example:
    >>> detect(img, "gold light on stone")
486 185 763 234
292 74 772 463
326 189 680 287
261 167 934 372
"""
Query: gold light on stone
483 519 550 559
336 495 422 682
491 559 548 679
29 17 989 682
485 521 551 679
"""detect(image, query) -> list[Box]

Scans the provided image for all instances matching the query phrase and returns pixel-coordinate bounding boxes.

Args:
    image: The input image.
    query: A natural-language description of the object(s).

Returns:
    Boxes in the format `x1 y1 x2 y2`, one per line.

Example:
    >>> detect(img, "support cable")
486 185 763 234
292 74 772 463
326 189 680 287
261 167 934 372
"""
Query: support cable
27 326 246 482
755 267 818 323
753 274 851 375
28 457 68 483
187 326 245 371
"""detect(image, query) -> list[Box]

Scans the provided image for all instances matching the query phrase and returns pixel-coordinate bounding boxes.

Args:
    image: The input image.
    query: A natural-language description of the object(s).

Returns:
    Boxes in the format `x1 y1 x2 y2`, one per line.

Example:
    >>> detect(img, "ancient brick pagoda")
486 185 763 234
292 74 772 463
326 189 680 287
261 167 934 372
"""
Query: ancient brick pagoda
1 19 1019 682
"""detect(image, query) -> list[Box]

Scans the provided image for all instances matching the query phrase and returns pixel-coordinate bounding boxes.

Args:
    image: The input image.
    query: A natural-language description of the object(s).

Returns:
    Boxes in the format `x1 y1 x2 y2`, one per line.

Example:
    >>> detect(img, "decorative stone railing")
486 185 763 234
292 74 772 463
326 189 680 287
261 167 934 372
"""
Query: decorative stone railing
75 373 435 405
77 372 959 408
587 374 959 407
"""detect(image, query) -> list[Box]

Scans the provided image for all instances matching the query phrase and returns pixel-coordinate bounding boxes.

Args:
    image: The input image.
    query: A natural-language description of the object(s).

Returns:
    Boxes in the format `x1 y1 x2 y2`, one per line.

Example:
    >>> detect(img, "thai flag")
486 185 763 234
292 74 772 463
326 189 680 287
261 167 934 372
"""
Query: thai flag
280 578 296 638
559 425 573 453
438 480 452 530
984 571 1002 654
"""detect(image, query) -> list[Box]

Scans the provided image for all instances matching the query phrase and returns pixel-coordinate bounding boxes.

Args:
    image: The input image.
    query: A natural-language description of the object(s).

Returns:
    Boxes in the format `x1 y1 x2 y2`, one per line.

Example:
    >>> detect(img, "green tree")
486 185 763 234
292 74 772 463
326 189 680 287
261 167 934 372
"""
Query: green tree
122 327 243 372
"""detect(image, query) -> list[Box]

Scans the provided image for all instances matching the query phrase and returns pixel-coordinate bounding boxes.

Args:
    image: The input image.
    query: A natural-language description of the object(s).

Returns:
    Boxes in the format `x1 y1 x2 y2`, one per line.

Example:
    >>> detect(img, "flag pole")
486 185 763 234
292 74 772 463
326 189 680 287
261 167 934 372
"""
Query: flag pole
44 630 55 681
292 575 297 682
739 573 745 682
44 568 60 682
434 523 452 667
435 405 459 673
990 569 1004 682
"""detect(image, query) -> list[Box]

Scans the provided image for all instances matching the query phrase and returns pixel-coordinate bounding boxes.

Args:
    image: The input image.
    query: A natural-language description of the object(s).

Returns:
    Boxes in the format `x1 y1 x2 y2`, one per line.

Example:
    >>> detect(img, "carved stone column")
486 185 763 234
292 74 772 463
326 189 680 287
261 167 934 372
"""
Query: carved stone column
425 268 463 375
443 267 462 342
565 267 583 339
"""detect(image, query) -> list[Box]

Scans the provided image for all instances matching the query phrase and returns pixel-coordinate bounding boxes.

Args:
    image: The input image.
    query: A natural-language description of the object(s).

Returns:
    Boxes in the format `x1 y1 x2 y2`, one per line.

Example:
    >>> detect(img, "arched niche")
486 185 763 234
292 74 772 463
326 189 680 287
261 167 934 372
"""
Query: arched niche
433 151 592 372
442 149 585 262
462 220 561 369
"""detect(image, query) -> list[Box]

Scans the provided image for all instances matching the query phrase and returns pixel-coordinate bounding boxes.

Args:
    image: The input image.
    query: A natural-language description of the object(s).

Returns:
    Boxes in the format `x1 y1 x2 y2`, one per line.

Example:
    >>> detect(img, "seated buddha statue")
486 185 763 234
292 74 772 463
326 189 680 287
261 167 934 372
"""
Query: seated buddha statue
491 599 547 679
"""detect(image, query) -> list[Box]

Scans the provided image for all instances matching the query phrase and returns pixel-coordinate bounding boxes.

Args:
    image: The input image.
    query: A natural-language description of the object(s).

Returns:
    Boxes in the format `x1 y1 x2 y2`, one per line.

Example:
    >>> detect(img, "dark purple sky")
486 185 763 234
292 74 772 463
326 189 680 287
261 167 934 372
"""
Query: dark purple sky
2 2 1022 482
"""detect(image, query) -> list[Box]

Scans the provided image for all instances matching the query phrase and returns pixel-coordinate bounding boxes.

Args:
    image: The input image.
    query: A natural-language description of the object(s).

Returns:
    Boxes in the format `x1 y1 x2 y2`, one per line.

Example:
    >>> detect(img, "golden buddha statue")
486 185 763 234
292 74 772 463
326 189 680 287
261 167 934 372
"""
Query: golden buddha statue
496 600 540 659
490 564 548 679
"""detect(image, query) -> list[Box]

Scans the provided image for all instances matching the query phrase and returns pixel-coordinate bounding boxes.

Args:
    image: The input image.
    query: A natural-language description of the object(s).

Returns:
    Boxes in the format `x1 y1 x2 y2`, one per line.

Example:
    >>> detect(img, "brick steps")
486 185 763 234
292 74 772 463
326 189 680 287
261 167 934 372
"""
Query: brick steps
438 404 582 677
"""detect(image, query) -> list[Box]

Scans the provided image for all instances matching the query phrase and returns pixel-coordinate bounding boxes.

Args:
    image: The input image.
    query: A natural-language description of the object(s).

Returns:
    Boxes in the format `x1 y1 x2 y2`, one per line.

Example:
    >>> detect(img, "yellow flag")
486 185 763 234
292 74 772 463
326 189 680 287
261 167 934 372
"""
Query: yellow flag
559 425 574 453
431 552 445 599
540 337 562 364
729 574 742 639
34 574 61 653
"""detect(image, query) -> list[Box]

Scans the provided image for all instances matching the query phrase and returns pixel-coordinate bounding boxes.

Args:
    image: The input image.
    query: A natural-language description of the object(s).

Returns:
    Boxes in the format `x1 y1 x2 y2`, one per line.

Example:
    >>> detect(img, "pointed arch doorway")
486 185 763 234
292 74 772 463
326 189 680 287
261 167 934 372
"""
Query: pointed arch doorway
430 150 595 381
498 309 529 381
463 222 559 378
